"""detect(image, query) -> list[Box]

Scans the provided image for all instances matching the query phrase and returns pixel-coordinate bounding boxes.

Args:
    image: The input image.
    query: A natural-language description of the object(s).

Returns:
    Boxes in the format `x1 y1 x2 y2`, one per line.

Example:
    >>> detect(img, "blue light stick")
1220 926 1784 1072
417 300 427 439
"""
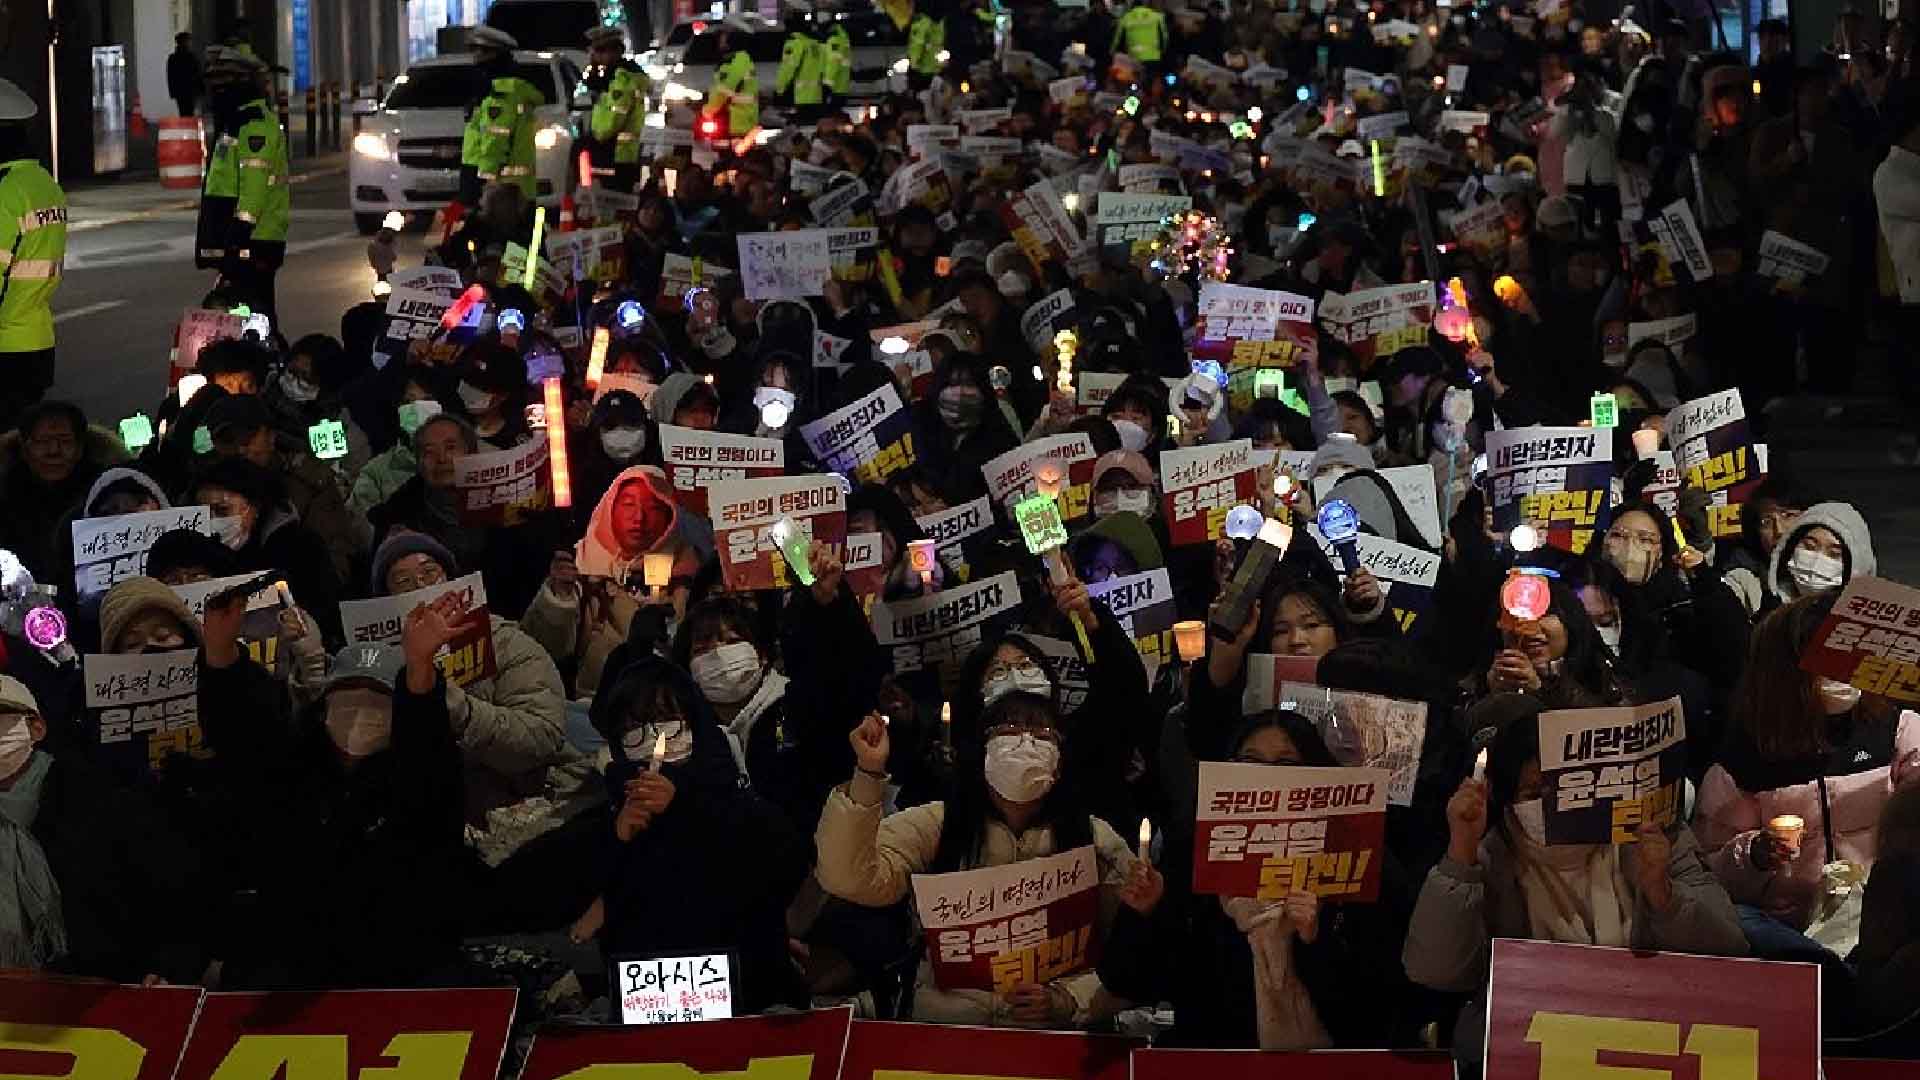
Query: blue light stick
1318 498 1362 574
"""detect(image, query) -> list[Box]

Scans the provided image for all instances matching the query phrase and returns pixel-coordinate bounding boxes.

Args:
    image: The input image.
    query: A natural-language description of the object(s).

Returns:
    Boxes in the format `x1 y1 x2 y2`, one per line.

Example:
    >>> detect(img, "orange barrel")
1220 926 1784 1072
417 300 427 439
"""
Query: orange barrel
157 117 205 189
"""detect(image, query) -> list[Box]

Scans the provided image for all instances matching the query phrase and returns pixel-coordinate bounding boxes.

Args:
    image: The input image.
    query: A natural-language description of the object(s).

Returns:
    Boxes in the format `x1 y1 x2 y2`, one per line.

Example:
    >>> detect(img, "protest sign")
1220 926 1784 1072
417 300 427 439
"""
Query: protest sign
1440 108 1492 133
1095 192 1192 251
1087 566 1179 673
83 648 200 777
711 474 848 592
1192 285 1319 412
905 123 960 156
171 308 245 387
1268 683 1429 807
809 177 872 226
339 572 496 686
1028 633 1094 712
800 382 917 484
591 371 658 406
738 230 832 299
520 1007 853 1080
788 160 839 195
843 1020 1136 1080
1356 110 1409 140
880 158 957 228
957 106 1013 132
1666 389 1757 538
1755 230 1830 288
1317 281 1435 370
915 494 995 580
1118 163 1182 193
872 570 1022 674
173 988 517 1080
1019 287 1079 353
1311 463 1443 550
1077 371 1130 412
1241 652 1325 713
843 530 886 615
1291 141 1361 197
1800 576 1920 704
498 242 561 300
1627 312 1698 350
1159 439 1259 546
72 505 217 601
387 264 462 295
575 183 640 221
614 954 734 1024
984 434 1099 521
1193 762 1390 901
658 425 785 517
451 434 551 527
1136 1049 1452 1079
913 845 1101 993
1643 449 1682 518
1485 426 1614 553
657 253 735 308
1391 136 1454 186
1484 940 1819 1080
1306 530 1440 633
171 574 287 678
368 287 465 369
0 976 203 1080
1646 198 1714 281
1445 198 1507 260
1538 697 1687 844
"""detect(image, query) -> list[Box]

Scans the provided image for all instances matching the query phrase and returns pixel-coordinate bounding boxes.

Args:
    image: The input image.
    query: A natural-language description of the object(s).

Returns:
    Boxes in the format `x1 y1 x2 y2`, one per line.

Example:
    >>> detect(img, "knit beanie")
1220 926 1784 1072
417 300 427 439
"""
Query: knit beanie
369 531 460 596
99 575 201 653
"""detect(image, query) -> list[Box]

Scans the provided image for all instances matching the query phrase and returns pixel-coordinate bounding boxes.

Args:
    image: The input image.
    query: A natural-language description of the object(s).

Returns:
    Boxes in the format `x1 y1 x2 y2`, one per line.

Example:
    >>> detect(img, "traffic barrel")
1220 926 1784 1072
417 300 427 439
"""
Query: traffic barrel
157 117 205 189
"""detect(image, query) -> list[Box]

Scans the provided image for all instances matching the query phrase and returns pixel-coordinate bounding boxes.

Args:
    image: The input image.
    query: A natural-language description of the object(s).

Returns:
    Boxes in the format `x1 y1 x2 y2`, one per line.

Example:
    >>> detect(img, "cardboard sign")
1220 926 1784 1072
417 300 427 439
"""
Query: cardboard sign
809 177 872 226
1193 284 1319 411
1118 163 1182 193
71 505 217 601
1485 426 1614 554
1266 683 1430 808
738 230 832 299
1627 313 1698 350
1800 576 1920 704
1756 229 1830 286
171 308 246 387
1160 439 1258 546
1446 198 1507 259
658 425 785 516
1317 281 1435 370
615 954 734 1024
915 494 995 578
173 988 517 1080
843 530 887 614
83 648 201 777
451 434 551 527
657 254 735 308
1484 940 1819 1080
842 1020 1136 1080
711 474 847 592
1538 697 1687 844
1666 389 1756 538
1240 652 1325 713
520 1008 852 1080
1027 633 1094 712
1643 449 1682 518
913 845 1101 992
1095 192 1192 250
1305 529 1440 633
387 265 463 295
1193 762 1390 901
983 434 1098 521
872 570 1022 674
799 383 916 484
172 574 287 678
1647 198 1714 281
339 572 496 687
1087 566 1178 673
1077 371 1130 412
0 976 203 1080
1019 287 1079 353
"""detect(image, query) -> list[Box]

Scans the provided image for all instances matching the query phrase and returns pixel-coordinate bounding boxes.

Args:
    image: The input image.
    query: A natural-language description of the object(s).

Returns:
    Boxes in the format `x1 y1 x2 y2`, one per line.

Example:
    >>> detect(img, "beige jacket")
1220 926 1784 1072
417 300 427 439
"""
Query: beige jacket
815 770 1138 1028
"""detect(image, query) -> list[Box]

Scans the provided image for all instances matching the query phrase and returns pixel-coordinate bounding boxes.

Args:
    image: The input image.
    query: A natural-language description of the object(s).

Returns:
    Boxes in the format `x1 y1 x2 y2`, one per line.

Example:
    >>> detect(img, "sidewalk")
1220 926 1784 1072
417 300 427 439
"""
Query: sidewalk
67 143 350 230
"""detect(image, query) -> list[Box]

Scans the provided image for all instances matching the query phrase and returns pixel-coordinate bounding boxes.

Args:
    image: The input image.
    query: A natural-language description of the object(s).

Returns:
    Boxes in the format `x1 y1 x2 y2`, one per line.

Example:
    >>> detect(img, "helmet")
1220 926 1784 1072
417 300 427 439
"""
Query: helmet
469 26 520 52
0 79 35 123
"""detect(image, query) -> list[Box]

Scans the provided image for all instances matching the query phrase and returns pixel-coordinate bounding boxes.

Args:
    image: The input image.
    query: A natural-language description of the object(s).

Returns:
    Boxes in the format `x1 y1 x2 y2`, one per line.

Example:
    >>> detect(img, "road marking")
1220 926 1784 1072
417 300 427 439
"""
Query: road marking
67 163 348 233
54 300 128 324
285 229 359 255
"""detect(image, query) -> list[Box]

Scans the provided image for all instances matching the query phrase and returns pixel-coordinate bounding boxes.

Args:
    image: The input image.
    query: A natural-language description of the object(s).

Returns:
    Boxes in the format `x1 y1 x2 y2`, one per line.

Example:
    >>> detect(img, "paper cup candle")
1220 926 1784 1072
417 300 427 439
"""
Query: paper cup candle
1318 498 1363 574
907 539 938 589
1173 620 1207 662
768 517 816 587
1035 461 1067 500
1632 427 1661 459
642 551 674 596
1767 814 1805 856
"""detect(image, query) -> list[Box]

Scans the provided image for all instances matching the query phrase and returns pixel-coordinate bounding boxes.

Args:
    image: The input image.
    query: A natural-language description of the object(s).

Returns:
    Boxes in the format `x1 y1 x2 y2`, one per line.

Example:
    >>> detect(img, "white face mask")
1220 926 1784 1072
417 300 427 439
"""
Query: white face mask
1596 625 1622 654
1510 797 1549 845
1095 488 1153 518
278 372 319 403
601 427 647 461
691 641 764 705
1113 418 1151 452
1816 677 1862 716
983 733 1060 803
1787 547 1845 594
209 514 249 551
754 386 797 430
982 667 1052 707
1602 348 1629 369
325 703 393 757
0 718 34 780
621 723 695 765
457 381 497 414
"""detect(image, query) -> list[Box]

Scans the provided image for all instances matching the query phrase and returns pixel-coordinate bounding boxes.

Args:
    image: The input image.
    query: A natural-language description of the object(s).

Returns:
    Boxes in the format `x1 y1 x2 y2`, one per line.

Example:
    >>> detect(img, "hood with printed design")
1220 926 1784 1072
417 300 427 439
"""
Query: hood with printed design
576 465 693 582
1766 501 1875 603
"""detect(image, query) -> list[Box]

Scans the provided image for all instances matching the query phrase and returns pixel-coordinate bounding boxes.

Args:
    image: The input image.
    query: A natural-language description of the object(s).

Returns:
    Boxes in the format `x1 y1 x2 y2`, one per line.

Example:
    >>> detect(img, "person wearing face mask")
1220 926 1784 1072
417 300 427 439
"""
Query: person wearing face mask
587 657 811 1013
207 393 366 585
819 691 1143 1028
1407 693 1747 1071
1694 596 1920 972
347 374 441 518
1764 501 1874 612
452 343 531 451
1479 575 1630 706
1716 477 1806 615
913 353 1019 503
1071 508 1165 587
1595 500 1751 695
647 372 723 434
571 390 655 537
1088 450 1157 523
191 458 343 649
0 676 206 984
1100 377 1172 459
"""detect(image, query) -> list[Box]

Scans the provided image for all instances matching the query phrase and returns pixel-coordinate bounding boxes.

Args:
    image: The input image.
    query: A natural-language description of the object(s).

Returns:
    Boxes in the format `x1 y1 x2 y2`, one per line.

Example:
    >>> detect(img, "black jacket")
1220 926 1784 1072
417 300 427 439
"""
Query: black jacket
767 578 888 835
369 475 567 621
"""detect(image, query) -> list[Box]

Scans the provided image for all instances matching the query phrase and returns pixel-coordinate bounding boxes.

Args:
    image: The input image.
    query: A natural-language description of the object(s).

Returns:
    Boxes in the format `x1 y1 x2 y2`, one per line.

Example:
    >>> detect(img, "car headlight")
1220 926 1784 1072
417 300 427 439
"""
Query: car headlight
352 131 392 161
890 58 909 75
673 62 686 74
534 124 568 150
665 81 703 102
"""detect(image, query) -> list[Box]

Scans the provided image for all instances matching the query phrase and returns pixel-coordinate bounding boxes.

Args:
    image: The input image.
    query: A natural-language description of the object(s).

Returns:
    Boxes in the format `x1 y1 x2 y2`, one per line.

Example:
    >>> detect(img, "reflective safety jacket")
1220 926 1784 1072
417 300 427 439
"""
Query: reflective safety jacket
1113 5 1167 62
702 51 760 135
0 158 66 354
463 75 544 196
907 14 946 75
590 65 653 166
777 34 827 106
196 99 286 266
824 26 852 95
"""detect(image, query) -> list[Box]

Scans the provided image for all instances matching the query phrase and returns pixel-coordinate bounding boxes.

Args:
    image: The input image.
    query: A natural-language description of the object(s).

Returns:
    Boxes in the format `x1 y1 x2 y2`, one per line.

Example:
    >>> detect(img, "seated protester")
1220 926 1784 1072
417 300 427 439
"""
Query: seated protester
1477 578 1627 706
45 466 172 622
205 609 470 990
206 393 367 586
262 334 369 477
452 342 533 451
1598 500 1750 695
0 677 205 984
848 483 937 602
1072 506 1165 586
648 371 722 432
523 466 710 697
191 458 344 649
913 352 1020 504
885 464 949 519
0 401 120 587
1717 476 1805 616
368 532 590 858
348 371 441 518
590 656 810 1013
1759 501 1874 615
817 694 1141 1029
1405 693 1747 1069
1101 374 1173 458
1852 784 1920 1040
1101 710 1417 1049
1233 398 1316 452
143 527 237 586
720 346 812 453
1694 596 1920 963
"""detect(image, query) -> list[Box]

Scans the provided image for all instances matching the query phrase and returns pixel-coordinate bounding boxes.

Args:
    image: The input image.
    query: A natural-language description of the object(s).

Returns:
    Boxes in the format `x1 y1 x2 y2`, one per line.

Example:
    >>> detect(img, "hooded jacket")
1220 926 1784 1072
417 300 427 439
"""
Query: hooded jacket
1074 510 1166 575
1763 502 1875 608
647 373 708 430
83 467 169 514
593 658 810 1014
0 424 125 587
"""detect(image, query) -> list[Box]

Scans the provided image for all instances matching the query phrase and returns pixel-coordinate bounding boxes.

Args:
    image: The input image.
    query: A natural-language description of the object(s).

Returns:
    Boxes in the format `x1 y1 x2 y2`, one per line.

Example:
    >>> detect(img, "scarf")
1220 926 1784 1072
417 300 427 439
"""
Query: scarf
0 753 67 968
1509 826 1635 947
1221 897 1333 1051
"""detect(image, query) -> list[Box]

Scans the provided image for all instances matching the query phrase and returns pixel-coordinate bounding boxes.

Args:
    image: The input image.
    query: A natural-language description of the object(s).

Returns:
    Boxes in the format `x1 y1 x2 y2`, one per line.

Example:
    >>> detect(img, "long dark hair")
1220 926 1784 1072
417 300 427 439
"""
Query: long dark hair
1729 594 1852 762
1483 577 1628 705
1562 557 1667 677
1228 709 1340 766
1482 695 1546 850
930 691 1094 872
954 631 1057 734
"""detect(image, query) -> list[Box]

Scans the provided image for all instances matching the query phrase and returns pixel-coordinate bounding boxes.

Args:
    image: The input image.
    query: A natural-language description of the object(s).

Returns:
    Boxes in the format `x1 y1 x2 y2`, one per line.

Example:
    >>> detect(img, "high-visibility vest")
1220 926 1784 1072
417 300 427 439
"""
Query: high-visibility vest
908 14 945 75
463 75 544 195
703 51 760 134
590 65 653 165
777 35 827 105
1113 6 1167 62
824 27 852 94
232 98 289 243
0 158 66 354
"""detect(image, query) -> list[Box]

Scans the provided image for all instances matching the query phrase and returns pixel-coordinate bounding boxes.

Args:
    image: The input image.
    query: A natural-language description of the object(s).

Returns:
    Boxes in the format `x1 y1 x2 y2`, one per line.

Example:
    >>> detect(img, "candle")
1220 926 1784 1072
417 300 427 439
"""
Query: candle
1137 818 1152 862
940 701 950 730
1631 428 1661 460
643 551 674 591
907 539 938 587
176 373 208 408
650 729 667 770
1035 462 1066 499
1173 620 1207 662
1766 814 1804 854
1473 748 1489 782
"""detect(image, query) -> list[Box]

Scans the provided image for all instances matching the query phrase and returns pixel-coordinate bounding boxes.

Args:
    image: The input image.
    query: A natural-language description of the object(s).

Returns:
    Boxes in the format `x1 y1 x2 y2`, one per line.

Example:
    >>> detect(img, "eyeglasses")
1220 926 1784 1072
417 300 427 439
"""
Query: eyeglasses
984 723 1059 744
1605 529 1662 548
27 435 77 453
983 659 1043 682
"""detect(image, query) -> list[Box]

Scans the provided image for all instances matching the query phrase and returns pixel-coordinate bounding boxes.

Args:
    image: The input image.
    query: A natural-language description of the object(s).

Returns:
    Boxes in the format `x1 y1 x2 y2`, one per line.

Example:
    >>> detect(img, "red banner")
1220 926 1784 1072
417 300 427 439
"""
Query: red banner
173 988 517 1080
1159 439 1259 547
712 474 848 592
1484 939 1820 1080
451 435 552 527
519 1007 852 1080
1800 576 1920 705
1192 763 1389 902
843 1019 1138 1080
1134 1049 1454 1079
0 975 202 1080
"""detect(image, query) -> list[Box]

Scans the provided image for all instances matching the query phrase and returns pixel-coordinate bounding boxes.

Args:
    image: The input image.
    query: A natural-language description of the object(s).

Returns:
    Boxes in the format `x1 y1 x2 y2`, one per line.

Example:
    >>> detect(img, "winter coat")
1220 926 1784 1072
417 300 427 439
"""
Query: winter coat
1748 112 1873 310
275 445 367 584
369 475 565 622
1694 710 1920 930
1761 502 1876 610
238 505 344 649
1851 851 1920 1032
764 577 889 834
1403 827 1746 1065
447 614 593 841
0 425 125 587
348 442 416 519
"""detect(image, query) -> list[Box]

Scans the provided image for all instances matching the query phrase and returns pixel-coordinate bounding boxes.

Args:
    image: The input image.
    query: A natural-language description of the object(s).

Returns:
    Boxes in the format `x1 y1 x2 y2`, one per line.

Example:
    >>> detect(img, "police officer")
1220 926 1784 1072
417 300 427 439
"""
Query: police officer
195 49 288 321
582 25 650 194
0 78 66 432
906 9 946 88
460 26 543 206
1111 0 1167 73
822 16 852 103
776 15 827 120
701 31 760 140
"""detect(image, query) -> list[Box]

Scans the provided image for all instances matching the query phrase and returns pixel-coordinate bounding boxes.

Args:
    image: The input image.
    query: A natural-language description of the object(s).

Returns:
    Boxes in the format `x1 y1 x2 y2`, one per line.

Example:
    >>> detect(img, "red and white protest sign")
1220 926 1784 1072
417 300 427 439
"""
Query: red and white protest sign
1484 940 1819 1080
658 424 786 517
873 570 1023 675
520 1008 853 1080
1193 762 1389 902
171 308 245 388
451 434 551 527
1801 576 1920 705
0 974 203 1080
1191 284 1318 412
1240 652 1324 712
912 845 1102 993
843 1019 1137 1080
1318 281 1435 371
173 988 517 1080
1667 389 1758 539
843 530 887 615
984 434 1098 521
1159 438 1258 546
711 474 847 591
339 572 497 686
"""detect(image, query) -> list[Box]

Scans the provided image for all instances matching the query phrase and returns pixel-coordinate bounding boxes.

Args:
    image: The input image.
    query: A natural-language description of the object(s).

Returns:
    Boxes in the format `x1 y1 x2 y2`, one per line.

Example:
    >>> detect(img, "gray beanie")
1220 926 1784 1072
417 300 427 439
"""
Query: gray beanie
370 530 460 595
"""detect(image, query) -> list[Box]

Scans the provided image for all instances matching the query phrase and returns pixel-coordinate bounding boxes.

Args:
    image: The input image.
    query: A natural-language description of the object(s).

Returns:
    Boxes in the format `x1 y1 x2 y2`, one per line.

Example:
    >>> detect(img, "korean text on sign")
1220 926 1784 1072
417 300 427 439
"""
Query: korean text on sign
1666 389 1757 539
1086 567 1178 670
1159 439 1258 546
339 572 496 687
1264 683 1429 809
912 845 1102 993
800 383 917 484
72 505 217 601
451 434 551 527
872 570 1021 675
1193 762 1390 902
1538 696 1688 845
983 434 1098 522
1801 576 1920 705
1304 528 1440 634
83 648 203 775
171 574 287 679
1485 426 1614 554
710 474 848 592
615 954 734 1025
658 425 785 517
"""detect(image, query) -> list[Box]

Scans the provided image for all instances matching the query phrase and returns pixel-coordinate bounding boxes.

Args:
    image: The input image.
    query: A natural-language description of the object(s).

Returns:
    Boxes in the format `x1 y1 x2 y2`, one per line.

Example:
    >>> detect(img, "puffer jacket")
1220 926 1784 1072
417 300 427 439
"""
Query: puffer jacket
1694 709 1920 930
1876 146 1920 305
0 425 126 586
1758 501 1876 611
277 446 367 583
348 442 416 519
815 769 1140 1027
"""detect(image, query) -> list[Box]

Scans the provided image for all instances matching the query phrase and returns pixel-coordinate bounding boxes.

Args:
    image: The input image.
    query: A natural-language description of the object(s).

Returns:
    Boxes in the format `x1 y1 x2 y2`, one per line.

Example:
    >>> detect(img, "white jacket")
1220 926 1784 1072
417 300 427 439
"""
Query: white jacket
1875 146 1920 304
